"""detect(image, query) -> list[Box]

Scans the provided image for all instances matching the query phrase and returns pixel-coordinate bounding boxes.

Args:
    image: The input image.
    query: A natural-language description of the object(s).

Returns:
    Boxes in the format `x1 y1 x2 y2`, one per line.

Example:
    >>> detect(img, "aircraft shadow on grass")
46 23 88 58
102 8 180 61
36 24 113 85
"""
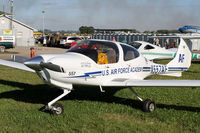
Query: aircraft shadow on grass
0 79 199 113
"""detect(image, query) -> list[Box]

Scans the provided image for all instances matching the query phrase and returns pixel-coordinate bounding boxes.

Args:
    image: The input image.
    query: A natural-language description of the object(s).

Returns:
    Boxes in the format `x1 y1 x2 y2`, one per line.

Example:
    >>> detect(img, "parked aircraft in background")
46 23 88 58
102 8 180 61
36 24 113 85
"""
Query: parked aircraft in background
0 39 200 115
179 25 200 34
130 41 200 60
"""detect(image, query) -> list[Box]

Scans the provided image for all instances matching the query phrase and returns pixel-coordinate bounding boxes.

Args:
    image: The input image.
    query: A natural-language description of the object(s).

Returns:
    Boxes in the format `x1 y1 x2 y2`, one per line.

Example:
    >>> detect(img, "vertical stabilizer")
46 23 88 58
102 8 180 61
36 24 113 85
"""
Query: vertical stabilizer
157 38 192 77
159 38 191 77
167 38 191 69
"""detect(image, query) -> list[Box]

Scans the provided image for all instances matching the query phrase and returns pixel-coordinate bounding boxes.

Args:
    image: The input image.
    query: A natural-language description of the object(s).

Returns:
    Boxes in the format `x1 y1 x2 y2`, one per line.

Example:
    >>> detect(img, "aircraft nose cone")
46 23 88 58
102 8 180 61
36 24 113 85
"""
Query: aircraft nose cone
24 56 44 71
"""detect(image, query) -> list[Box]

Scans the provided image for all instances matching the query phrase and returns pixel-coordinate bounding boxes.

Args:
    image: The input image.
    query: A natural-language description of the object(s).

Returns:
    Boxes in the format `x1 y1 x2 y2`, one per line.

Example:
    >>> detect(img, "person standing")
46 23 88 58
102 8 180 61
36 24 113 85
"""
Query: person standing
30 47 35 58
154 38 160 47
165 38 169 49
174 39 178 48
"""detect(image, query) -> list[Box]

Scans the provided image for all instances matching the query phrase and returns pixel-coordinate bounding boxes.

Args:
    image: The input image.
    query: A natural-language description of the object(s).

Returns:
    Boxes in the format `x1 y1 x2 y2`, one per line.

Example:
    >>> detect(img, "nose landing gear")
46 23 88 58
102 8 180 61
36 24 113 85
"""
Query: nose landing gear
51 103 64 115
45 89 71 115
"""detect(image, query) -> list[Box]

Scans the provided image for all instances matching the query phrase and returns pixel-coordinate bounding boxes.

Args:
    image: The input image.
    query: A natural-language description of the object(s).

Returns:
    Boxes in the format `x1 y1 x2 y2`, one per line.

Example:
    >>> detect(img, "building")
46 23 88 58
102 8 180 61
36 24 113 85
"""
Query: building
0 14 36 46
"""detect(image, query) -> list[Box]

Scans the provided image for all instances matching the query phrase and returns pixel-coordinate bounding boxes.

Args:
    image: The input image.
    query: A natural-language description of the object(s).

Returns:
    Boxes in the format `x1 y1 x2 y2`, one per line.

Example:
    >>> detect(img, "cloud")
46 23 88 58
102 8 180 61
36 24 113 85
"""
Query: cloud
67 0 200 31
1 0 200 31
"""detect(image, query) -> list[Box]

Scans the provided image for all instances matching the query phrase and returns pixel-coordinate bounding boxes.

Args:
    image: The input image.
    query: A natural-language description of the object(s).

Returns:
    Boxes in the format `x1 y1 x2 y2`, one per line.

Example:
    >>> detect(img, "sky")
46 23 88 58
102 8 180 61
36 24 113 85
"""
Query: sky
1 0 200 32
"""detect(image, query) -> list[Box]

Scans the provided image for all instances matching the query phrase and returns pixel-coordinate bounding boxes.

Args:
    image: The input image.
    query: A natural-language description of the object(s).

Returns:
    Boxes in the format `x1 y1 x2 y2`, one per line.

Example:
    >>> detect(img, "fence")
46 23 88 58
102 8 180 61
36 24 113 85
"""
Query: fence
92 33 180 48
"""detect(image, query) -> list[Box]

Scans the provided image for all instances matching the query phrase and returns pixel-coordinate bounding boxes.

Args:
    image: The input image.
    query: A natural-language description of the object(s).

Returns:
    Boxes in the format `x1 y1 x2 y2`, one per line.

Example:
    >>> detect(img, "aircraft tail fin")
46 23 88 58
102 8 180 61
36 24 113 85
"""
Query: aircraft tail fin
165 38 192 76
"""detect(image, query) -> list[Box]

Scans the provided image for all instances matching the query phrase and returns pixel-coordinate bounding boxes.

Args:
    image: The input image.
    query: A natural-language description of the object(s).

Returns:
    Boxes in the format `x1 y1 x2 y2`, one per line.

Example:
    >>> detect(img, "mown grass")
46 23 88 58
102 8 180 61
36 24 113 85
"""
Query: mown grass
0 61 200 133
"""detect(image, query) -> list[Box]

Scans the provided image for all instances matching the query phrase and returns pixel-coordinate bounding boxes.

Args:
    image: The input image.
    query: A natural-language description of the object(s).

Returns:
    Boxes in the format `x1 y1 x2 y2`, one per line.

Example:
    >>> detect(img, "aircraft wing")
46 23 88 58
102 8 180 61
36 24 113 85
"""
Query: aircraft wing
0 59 34 72
126 80 200 87
110 79 200 87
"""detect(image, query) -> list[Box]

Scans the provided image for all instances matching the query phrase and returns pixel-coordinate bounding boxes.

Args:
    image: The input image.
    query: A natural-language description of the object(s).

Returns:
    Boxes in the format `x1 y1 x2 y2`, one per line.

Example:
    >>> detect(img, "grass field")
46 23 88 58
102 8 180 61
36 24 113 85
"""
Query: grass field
0 60 200 132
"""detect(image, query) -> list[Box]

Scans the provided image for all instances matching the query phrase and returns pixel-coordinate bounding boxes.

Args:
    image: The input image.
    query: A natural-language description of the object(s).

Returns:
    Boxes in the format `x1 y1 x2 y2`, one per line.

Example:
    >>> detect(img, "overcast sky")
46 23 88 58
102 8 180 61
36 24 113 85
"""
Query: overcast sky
1 0 200 32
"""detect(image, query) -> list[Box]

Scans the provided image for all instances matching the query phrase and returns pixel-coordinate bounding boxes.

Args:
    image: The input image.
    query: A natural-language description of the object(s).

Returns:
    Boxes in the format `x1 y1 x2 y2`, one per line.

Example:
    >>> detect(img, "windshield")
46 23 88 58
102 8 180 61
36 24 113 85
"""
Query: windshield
67 40 119 64
144 45 155 50
129 42 142 49
120 44 140 61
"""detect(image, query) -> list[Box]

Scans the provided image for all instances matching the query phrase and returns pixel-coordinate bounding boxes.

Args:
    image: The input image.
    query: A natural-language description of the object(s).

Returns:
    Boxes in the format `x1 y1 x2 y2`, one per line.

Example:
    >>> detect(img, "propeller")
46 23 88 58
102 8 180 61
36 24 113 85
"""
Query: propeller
40 62 64 72
24 56 64 73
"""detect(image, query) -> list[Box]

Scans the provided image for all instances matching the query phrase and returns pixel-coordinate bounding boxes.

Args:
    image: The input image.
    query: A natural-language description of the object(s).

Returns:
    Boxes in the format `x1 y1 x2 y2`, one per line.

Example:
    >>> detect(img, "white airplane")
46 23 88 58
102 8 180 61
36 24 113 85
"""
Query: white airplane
130 41 200 60
0 38 200 115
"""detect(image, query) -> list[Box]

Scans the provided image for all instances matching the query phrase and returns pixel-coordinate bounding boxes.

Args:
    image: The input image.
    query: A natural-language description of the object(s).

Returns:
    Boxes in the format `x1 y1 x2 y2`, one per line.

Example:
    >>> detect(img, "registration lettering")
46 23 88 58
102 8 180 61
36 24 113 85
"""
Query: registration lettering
151 65 167 74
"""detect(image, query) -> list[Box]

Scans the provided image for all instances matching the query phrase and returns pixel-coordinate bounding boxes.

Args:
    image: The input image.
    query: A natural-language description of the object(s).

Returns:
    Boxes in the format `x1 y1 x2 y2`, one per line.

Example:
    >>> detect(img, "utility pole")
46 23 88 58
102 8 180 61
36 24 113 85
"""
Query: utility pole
42 10 45 37
9 0 14 30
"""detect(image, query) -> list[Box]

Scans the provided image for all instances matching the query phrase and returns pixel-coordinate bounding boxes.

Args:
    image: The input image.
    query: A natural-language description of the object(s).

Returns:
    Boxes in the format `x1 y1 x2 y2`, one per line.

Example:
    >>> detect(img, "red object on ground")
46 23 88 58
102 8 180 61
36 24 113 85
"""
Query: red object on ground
30 47 35 58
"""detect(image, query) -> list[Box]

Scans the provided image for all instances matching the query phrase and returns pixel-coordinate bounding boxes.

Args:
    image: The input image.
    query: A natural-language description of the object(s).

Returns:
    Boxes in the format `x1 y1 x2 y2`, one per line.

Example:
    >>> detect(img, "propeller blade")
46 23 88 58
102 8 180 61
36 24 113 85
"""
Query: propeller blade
40 62 64 72
24 56 64 73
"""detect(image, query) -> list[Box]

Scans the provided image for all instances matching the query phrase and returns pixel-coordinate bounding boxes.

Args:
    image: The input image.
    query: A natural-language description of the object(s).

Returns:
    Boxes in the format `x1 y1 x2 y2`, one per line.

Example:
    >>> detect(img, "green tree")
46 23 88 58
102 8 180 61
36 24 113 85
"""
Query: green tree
143 31 155 34
87 26 94 34
130 29 140 33
79 26 94 34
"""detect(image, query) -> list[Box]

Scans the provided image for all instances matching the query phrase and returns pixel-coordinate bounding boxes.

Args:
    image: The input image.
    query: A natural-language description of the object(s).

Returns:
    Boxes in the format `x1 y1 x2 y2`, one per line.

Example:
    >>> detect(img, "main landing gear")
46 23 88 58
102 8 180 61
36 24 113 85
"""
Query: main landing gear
45 89 71 115
129 87 156 112
43 87 155 114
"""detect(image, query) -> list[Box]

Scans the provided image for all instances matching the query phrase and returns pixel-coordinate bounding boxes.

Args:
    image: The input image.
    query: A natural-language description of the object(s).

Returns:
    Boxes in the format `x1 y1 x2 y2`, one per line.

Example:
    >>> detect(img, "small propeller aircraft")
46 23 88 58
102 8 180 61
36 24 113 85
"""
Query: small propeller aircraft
130 41 176 60
130 40 200 61
0 38 200 115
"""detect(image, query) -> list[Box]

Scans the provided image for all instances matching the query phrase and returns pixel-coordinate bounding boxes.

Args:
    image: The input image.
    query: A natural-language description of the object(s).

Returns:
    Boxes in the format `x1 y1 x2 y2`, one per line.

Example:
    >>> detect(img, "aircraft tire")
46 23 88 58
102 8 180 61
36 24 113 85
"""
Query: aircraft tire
51 103 64 115
143 98 156 112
